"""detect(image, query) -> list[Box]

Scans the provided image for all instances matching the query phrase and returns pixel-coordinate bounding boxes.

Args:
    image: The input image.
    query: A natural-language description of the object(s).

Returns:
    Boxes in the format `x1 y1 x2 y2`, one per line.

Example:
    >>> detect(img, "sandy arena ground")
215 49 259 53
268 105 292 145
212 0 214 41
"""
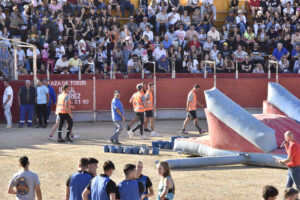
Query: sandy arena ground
0 120 288 200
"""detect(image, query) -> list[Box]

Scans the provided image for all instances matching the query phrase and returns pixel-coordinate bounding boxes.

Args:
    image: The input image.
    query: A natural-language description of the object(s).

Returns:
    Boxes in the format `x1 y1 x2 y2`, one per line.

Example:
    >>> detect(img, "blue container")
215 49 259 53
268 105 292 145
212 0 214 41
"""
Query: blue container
152 147 159 155
164 142 172 149
124 147 132 154
116 146 124 153
132 146 140 154
141 146 150 155
103 145 110 153
171 136 181 145
152 141 159 148
158 141 165 149
109 145 117 153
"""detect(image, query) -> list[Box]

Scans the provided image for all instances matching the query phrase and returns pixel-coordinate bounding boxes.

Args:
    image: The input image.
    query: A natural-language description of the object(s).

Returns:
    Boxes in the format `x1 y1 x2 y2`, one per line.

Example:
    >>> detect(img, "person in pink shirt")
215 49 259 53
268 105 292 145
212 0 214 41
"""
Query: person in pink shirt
49 0 62 13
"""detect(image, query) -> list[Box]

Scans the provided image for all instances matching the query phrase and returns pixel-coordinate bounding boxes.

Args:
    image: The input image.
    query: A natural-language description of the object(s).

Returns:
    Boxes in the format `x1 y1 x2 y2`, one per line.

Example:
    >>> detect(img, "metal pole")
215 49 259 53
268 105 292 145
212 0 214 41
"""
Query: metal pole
141 63 144 79
204 64 207 78
46 62 50 81
213 61 216 88
172 61 175 78
33 46 37 86
235 60 238 79
93 75 96 123
276 62 279 84
13 45 18 80
152 61 157 118
268 61 271 79
78 64 81 80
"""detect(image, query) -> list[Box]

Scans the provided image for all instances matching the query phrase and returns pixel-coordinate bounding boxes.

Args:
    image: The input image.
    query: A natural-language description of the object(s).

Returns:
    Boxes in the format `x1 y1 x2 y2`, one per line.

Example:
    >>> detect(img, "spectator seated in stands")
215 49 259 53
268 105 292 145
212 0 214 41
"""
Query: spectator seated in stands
240 55 253 73
55 55 69 74
167 8 180 31
200 0 216 21
127 54 142 73
236 10 247 36
273 43 290 62
180 10 191 31
200 54 213 73
68 53 82 74
252 63 265 73
157 55 169 73
162 35 173 49
153 43 167 62
119 0 134 17
225 9 236 31
156 8 168 35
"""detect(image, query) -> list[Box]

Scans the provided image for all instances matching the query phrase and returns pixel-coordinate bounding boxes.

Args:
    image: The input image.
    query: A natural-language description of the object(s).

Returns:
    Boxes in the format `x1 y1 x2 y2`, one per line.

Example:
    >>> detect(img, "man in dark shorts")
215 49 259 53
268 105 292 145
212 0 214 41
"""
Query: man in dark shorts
182 84 207 134
144 83 159 137
82 160 117 200
136 161 154 200
66 158 92 200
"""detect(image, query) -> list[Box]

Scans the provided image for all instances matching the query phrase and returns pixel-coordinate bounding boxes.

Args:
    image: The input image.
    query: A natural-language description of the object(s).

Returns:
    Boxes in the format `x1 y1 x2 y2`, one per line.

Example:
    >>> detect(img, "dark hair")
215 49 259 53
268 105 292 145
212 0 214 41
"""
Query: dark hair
194 84 200 89
262 185 279 200
284 188 299 199
19 156 29 168
62 85 69 90
88 157 99 165
148 83 154 87
79 157 89 167
103 160 115 171
123 164 136 176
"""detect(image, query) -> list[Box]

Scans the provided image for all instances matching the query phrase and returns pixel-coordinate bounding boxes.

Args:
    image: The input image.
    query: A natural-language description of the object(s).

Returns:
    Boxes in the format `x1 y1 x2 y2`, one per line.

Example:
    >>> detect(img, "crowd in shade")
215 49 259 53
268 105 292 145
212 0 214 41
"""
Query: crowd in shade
0 0 300 76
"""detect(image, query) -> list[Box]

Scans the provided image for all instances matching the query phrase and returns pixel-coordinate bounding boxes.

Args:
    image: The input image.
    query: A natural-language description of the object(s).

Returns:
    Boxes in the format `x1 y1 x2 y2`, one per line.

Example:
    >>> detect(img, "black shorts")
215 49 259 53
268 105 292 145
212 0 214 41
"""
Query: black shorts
145 110 154 118
187 110 197 120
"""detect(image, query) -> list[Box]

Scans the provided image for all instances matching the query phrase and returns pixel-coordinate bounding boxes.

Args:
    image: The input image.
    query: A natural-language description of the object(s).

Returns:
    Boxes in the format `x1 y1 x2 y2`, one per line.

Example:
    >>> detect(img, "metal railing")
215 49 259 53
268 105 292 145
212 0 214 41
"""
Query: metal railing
204 60 216 87
0 43 13 79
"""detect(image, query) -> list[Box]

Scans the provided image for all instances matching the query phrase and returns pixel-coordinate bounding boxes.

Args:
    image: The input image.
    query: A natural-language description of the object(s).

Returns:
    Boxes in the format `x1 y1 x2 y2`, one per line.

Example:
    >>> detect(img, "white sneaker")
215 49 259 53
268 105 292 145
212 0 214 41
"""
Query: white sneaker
48 135 55 141
127 130 134 139
6 125 12 129
151 131 160 137
71 135 80 139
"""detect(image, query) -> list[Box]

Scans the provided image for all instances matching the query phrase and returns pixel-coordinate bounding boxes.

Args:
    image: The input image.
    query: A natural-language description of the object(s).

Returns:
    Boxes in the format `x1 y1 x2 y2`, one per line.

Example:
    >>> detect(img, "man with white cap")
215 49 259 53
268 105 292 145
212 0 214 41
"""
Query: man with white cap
110 90 125 144
18 80 36 128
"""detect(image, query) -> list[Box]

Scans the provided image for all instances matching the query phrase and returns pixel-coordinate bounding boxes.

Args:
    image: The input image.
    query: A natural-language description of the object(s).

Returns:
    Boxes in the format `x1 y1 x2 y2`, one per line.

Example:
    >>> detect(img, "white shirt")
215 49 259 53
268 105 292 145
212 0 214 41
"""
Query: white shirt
55 58 69 70
127 59 135 67
55 46 65 59
207 30 220 41
142 31 154 42
16 49 26 62
167 12 180 25
174 30 186 41
3 85 13 107
281 0 293 6
283 7 294 15
236 15 247 24
26 48 40 57
153 48 167 61
201 0 213 5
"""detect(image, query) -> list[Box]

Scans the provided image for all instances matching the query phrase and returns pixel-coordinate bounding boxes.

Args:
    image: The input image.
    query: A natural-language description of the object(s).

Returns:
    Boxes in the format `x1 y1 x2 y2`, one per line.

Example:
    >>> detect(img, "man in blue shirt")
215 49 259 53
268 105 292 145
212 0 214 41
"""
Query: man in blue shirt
136 161 154 200
110 90 125 145
36 78 49 128
66 157 92 200
273 43 290 61
82 160 117 200
157 55 170 73
162 35 173 49
116 164 144 200
43 79 56 122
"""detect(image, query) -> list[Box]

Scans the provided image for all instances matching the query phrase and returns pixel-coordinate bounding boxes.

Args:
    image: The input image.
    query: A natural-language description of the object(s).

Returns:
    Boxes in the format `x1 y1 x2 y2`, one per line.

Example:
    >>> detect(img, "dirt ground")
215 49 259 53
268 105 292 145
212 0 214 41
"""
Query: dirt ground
0 120 288 200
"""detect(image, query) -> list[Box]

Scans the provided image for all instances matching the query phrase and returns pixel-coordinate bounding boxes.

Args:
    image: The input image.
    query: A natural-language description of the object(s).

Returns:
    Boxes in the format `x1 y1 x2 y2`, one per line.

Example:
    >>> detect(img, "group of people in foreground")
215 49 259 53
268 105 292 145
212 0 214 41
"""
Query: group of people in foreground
8 157 175 200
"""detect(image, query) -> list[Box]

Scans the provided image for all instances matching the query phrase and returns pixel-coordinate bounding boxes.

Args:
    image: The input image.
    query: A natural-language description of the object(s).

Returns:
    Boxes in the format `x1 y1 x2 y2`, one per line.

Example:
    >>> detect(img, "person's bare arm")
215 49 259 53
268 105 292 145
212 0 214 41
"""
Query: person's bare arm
7 186 17 194
35 185 42 200
82 188 90 200
110 193 116 200
159 178 171 200
116 108 125 121
66 186 70 200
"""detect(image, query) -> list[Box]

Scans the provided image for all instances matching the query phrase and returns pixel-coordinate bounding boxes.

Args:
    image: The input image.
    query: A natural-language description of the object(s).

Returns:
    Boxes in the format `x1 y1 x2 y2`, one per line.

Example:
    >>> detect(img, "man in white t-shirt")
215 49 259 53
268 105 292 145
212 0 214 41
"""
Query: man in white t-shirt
174 24 187 48
2 79 13 128
54 55 69 73
153 43 167 61
167 8 180 31
156 9 168 35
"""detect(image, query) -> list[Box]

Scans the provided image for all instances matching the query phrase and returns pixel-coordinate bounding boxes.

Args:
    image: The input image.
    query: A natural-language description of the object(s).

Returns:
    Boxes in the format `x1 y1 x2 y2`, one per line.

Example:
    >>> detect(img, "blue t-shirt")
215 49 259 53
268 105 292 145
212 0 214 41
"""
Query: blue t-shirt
36 85 49 104
111 98 124 122
273 47 288 61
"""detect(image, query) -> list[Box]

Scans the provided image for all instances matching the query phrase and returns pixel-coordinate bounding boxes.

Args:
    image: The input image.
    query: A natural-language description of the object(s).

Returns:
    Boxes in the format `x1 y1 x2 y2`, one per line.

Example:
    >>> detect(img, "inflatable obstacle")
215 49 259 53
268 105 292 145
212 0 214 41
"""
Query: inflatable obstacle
171 85 300 169
103 145 159 155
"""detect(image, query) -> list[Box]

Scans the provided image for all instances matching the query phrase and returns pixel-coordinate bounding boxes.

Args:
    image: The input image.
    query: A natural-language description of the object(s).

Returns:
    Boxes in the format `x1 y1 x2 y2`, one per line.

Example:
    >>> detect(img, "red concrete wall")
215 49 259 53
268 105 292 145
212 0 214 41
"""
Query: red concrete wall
1 77 300 122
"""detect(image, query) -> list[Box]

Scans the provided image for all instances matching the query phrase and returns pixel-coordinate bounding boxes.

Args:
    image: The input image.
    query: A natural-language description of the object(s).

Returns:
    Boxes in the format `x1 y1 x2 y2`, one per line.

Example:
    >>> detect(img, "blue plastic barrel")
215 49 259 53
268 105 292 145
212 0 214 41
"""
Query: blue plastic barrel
116 146 124 153
103 145 110 153
152 141 159 148
164 142 172 149
152 147 159 155
132 146 140 154
109 146 117 153
141 146 150 155
158 141 165 149
124 147 132 154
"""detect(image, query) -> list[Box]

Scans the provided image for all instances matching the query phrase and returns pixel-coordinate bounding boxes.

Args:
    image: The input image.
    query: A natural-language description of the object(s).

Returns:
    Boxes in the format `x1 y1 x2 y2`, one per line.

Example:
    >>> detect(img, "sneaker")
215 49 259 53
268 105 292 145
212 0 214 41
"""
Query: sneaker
151 131 160 137
6 125 12 129
126 125 130 131
65 137 73 143
71 135 80 139
48 135 55 141
127 130 134 138
144 128 151 132
199 129 207 134
58 138 65 143
181 130 188 134
109 138 115 144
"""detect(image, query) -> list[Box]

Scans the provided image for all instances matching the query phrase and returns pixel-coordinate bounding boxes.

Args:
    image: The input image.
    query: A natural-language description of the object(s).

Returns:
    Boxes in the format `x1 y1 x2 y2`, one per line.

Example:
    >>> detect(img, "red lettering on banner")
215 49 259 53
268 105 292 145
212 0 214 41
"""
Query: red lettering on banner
50 80 93 111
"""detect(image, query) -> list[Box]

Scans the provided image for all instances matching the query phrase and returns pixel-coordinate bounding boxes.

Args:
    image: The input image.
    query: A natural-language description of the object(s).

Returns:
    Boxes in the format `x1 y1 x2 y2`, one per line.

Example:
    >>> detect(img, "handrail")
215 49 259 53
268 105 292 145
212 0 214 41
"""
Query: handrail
204 60 216 87
268 60 279 83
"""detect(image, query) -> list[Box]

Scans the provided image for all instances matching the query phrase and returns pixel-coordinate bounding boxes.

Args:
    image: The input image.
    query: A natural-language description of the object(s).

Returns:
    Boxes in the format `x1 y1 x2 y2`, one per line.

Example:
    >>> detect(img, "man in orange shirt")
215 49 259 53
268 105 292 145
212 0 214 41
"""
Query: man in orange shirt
182 84 207 135
277 131 300 190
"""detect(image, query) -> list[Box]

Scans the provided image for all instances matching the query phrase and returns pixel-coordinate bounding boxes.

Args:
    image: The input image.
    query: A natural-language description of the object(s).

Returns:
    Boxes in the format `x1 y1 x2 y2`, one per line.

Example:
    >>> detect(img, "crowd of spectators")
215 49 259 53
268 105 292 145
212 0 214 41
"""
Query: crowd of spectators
1 0 300 76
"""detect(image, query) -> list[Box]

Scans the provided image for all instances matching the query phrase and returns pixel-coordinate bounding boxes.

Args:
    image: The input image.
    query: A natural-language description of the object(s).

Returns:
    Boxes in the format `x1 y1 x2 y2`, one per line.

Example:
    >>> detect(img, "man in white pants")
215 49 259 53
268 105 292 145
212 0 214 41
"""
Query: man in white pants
3 79 13 128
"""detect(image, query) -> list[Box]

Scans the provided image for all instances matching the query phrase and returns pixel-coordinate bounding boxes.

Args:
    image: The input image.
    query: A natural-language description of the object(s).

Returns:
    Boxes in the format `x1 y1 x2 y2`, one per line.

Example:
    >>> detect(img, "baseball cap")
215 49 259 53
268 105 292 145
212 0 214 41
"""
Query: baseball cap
136 84 143 90
223 42 228 46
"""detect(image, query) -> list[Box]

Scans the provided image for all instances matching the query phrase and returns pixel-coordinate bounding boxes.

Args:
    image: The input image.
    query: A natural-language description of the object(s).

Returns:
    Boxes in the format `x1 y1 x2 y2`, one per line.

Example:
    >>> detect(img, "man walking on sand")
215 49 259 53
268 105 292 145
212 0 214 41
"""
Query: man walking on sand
182 84 207 135
2 79 13 128
110 90 125 145
8 156 42 200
